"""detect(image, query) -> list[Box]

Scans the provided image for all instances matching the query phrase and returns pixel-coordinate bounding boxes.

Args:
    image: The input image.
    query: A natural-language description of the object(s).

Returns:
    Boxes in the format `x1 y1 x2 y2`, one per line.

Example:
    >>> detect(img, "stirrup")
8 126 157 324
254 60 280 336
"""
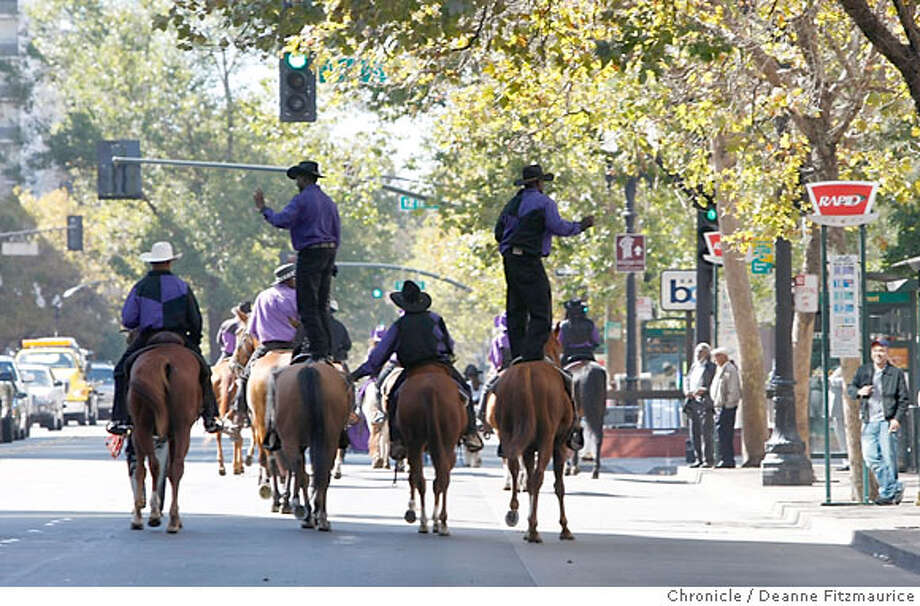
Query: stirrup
106 421 132 436
204 417 223 434
566 426 584 451
389 440 407 461
462 431 484 452
372 410 386 424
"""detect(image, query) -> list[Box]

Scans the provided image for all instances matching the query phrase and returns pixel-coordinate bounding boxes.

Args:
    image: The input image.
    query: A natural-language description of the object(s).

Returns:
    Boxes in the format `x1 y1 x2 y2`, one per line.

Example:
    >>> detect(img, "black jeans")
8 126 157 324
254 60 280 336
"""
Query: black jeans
715 406 738 465
502 252 551 361
296 246 337 357
685 399 714 466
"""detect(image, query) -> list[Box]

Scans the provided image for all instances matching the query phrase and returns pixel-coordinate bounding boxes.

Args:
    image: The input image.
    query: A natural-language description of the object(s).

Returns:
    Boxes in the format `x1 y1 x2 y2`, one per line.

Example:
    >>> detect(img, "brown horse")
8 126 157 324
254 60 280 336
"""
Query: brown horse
398 363 465 536
487 337 575 543
212 314 251 476
127 333 201 533
270 361 351 531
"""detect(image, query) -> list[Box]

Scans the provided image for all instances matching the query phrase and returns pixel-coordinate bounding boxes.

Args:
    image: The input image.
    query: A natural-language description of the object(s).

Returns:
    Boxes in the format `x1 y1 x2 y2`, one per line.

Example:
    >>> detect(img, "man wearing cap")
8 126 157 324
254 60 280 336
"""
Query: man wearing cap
254 160 340 363
710 347 741 468
215 301 251 362
349 280 483 460
558 298 602 366
684 342 716 468
847 338 909 505
232 263 299 427
107 241 222 436
329 299 352 366
494 164 594 450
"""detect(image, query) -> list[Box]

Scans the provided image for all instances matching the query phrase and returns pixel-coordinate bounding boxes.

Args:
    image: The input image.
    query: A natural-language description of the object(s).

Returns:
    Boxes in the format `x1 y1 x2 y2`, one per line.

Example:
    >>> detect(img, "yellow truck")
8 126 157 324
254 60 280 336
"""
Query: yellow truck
15 337 98 426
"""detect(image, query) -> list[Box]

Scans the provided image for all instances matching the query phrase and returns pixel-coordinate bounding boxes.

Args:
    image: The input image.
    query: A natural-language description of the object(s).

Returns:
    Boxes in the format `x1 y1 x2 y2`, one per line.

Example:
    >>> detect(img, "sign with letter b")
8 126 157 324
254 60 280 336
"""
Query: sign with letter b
660 269 696 311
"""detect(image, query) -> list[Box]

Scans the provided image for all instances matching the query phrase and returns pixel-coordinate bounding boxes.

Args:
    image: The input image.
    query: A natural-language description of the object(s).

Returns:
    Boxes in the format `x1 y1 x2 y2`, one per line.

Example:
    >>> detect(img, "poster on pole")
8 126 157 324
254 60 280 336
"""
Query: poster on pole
828 255 861 358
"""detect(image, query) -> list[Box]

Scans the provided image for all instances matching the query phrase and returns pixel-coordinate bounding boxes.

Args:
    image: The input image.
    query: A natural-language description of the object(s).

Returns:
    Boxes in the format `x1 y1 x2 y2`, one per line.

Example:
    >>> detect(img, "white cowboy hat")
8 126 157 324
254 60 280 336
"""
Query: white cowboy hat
139 241 182 263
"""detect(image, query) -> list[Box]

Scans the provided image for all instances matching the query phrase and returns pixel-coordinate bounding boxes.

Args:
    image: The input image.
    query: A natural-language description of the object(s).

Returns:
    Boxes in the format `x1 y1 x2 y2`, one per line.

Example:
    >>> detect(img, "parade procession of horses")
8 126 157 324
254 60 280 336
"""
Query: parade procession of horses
120 312 607 544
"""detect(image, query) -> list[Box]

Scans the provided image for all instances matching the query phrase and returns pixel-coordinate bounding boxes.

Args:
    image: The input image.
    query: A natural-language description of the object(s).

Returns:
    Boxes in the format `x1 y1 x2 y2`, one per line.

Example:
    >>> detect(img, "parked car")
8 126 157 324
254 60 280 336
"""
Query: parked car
18 364 64 431
87 362 114 420
0 355 34 442
16 338 97 426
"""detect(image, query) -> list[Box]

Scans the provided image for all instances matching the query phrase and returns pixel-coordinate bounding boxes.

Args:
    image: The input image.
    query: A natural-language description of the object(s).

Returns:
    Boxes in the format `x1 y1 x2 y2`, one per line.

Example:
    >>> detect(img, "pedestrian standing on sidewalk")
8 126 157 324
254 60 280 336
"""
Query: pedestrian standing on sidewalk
710 347 741 468
684 342 716 468
846 339 908 505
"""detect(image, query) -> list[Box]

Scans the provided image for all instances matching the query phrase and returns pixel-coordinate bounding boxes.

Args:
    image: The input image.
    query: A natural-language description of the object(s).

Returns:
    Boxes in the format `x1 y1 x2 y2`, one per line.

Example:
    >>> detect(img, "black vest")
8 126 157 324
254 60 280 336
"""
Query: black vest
561 317 597 360
395 312 439 368
495 189 545 257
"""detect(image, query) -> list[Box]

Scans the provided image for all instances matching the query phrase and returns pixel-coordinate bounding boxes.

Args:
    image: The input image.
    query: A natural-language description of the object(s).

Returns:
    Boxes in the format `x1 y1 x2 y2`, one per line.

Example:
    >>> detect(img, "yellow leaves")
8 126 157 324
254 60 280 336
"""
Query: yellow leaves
912 126 920 138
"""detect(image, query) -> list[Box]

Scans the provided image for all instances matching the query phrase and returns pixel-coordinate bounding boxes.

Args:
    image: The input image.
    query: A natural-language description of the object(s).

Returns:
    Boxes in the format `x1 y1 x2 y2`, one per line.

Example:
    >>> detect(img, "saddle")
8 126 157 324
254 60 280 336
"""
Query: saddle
124 332 209 380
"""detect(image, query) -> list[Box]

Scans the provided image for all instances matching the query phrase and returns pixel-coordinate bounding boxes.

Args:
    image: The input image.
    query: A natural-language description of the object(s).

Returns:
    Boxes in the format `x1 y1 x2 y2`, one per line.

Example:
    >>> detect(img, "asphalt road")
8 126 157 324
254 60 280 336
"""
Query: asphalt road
1 424 918 586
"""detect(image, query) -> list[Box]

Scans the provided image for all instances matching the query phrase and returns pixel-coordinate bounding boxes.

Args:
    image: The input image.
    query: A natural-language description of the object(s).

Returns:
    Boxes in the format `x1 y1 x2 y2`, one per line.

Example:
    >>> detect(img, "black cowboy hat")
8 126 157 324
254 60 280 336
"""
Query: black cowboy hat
463 364 482 378
390 280 431 313
286 160 325 180
514 164 555 186
273 263 295 284
564 298 584 311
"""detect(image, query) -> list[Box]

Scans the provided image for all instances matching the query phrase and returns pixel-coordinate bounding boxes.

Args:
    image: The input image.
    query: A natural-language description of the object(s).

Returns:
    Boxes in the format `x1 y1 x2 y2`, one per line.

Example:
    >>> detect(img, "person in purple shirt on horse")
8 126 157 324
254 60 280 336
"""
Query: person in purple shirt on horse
349 281 484 460
254 160 340 363
558 298 601 366
494 164 594 450
216 301 251 361
106 241 222 436
232 263 299 427
488 312 512 373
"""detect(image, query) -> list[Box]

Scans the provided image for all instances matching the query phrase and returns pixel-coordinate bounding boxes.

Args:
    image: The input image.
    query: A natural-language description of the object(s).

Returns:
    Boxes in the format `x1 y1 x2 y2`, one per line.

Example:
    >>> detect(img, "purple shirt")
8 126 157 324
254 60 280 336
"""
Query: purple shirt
217 317 239 355
261 183 341 250
498 188 583 256
247 284 298 343
489 332 510 371
353 312 453 379
558 323 601 349
122 270 201 344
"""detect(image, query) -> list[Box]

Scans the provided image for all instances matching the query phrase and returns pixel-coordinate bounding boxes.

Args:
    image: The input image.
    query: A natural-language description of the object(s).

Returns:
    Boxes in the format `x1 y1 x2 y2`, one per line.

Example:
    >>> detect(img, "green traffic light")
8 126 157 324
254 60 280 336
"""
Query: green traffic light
705 207 718 222
371 288 383 299
285 53 308 70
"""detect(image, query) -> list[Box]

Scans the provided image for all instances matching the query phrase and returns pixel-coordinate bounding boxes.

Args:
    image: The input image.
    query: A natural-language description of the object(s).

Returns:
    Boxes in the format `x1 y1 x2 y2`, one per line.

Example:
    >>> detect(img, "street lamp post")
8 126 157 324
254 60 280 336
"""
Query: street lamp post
623 176 639 397
762 236 814 485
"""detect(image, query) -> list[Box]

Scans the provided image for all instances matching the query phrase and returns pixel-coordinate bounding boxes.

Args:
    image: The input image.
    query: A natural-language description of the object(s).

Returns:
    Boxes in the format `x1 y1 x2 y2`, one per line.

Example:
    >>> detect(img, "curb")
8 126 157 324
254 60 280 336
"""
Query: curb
852 530 920 575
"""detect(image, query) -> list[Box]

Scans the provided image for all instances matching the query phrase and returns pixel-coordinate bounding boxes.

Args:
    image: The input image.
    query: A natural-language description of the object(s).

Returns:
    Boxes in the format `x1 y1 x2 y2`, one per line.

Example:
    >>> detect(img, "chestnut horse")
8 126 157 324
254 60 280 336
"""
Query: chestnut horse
487 338 575 543
212 313 251 476
127 333 201 533
398 363 465 536
270 361 350 531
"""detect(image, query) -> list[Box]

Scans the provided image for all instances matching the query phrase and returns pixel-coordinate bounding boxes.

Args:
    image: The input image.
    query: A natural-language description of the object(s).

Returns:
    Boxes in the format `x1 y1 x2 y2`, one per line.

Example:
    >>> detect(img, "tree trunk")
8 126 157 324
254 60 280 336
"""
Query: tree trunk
712 133 768 465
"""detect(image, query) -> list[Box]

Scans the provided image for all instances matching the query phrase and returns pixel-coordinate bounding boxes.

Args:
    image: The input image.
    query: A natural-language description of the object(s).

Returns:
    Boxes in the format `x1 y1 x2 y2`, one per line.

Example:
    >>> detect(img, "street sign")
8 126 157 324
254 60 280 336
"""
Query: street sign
794 273 819 313
703 231 722 265
398 194 439 211
660 269 696 311
604 320 622 341
806 181 879 226
636 296 654 320
751 239 774 274
394 280 425 291
615 233 646 272
828 255 861 358
1 241 38 256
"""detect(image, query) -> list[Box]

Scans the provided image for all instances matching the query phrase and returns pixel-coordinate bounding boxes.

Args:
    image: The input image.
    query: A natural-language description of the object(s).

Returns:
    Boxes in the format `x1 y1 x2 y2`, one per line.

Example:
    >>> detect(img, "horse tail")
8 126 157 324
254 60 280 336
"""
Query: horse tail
504 366 537 460
298 365 327 478
129 357 170 438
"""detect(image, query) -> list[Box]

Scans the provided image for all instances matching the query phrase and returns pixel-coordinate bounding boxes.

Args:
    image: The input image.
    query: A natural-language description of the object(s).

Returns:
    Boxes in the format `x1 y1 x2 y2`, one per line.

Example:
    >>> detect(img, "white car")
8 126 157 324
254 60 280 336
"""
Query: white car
18 364 64 431
87 363 114 420
0 355 34 441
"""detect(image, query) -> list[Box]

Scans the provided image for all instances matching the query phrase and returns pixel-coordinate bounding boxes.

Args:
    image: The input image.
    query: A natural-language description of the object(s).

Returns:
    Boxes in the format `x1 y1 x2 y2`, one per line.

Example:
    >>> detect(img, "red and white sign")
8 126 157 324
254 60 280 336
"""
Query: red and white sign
703 231 722 265
806 181 879 226
615 233 646 272
794 273 819 313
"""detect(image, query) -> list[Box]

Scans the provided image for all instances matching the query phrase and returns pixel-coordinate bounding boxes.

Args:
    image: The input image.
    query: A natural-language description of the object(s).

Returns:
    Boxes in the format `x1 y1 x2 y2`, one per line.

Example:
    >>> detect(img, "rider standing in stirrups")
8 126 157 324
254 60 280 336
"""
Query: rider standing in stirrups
494 164 595 451
349 280 484 460
558 299 601 366
106 241 222 436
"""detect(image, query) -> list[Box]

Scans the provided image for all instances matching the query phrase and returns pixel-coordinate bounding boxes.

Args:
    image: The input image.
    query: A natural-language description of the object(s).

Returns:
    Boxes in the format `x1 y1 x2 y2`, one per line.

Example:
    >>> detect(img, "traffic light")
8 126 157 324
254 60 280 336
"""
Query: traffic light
279 52 316 123
66 215 83 251
697 203 719 262
371 288 384 299
97 140 142 199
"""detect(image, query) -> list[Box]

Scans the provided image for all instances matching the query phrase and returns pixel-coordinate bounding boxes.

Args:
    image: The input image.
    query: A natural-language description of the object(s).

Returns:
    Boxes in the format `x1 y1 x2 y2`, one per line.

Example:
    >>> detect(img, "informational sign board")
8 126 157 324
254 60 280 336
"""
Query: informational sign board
660 269 696 311
828 255 861 358
1 241 39 256
751 239 774 274
703 231 722 265
636 296 654 321
604 320 623 341
794 273 819 313
806 181 879 226
615 233 646 272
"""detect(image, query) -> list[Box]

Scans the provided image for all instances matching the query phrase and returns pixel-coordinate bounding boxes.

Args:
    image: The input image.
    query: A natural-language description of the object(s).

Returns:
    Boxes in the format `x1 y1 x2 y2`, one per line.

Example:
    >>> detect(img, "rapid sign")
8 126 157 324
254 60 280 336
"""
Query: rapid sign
806 181 879 226
660 269 696 311
703 231 722 265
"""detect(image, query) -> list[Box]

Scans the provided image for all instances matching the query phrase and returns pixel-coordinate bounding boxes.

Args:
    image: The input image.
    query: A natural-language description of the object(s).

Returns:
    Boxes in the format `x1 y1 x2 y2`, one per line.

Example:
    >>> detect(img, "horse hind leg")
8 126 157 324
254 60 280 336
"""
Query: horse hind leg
333 448 344 479
433 456 451 536
505 456 521 527
553 442 575 541
166 440 185 534
269 455 283 513
216 431 226 476
522 449 543 543
131 457 145 530
148 439 169 528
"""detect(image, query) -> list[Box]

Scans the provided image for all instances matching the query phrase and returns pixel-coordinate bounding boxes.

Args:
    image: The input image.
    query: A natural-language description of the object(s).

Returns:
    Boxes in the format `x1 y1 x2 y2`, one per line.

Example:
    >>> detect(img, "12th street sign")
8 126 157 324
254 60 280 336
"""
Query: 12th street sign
615 233 646 272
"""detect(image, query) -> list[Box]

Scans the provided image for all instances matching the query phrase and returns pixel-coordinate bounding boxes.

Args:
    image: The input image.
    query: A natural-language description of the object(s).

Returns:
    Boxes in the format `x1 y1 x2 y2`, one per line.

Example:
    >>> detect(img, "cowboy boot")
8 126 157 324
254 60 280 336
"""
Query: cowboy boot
201 383 223 434
387 395 407 461
233 377 251 429
461 398 484 452
106 375 133 435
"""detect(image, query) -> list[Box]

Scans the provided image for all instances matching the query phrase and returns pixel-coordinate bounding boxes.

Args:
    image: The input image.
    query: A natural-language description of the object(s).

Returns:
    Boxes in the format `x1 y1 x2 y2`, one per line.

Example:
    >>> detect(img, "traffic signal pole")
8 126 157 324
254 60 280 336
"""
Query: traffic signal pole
624 176 639 400
695 210 715 346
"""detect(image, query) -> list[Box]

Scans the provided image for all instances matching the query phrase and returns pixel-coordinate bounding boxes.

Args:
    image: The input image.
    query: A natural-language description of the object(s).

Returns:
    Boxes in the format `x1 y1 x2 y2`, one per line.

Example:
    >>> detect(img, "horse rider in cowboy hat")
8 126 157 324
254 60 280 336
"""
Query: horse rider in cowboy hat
106 241 222 436
349 280 484 460
558 298 601 366
232 263 299 428
494 164 594 450
215 300 251 362
254 160 340 363
328 299 352 366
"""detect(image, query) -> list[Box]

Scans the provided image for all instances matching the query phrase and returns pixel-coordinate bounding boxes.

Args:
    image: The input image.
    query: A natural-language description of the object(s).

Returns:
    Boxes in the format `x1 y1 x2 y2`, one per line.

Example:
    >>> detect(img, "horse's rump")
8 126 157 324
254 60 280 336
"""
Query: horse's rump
398 364 464 455
129 344 202 438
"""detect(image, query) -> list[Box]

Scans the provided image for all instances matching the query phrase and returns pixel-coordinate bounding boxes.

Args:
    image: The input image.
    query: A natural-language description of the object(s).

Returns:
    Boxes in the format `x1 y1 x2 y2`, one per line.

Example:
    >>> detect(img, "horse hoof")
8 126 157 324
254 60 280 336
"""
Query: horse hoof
404 510 416 523
293 505 306 519
219 467 226 476
438 527 450 537
592 470 599 480
564 468 571 476
524 532 543 544
245 455 253 466
131 520 143 530
418 524 428 534
259 485 272 500
167 524 180 534
271 503 280 513
301 517 315 529
318 521 331 532
333 471 342 480
281 504 293 515
234 468 244 475
560 529 575 541
571 466 580 476
148 517 161 528
505 510 519 527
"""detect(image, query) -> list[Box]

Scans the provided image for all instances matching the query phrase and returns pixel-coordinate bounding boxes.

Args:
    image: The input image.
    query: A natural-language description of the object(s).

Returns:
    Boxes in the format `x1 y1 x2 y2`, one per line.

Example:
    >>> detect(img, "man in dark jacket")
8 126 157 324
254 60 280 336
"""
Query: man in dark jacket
329 299 352 365
684 342 716 468
846 338 908 505
558 298 601 366
349 281 483 460
106 241 222 436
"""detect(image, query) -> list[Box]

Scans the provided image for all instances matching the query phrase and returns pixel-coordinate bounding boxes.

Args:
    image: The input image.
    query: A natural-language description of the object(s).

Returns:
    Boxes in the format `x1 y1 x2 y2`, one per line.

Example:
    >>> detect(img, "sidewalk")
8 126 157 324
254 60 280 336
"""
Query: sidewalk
667 460 920 574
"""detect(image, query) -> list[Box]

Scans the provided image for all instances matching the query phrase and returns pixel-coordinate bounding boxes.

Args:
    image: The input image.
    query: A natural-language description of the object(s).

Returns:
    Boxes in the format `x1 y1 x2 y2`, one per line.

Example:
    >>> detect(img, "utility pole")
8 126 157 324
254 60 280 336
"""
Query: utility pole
624 176 639 397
